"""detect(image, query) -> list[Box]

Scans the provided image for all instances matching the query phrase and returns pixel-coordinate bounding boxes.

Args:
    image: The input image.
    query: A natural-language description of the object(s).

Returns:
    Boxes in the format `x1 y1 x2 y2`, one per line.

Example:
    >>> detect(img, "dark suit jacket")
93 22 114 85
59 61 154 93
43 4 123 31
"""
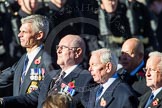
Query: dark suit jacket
117 65 150 97
0 48 54 96
85 78 139 108
138 90 162 108
2 66 95 108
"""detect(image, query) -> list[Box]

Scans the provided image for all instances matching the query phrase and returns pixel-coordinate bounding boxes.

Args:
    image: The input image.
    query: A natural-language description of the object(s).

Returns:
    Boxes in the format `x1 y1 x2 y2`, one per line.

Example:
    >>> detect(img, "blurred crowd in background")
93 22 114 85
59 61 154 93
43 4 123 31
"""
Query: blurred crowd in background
0 0 162 70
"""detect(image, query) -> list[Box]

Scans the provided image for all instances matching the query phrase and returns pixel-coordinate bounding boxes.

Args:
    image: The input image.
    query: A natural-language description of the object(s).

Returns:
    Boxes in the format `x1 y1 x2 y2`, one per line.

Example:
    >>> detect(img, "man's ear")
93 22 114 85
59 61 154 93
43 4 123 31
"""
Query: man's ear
106 62 112 73
35 31 44 40
75 48 82 58
101 3 105 10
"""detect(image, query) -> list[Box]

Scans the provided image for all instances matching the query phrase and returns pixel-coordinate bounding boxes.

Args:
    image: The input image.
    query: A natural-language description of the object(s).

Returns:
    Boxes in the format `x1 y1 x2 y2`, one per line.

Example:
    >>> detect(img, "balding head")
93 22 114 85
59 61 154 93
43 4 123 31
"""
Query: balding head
122 38 144 56
56 34 86 69
120 38 144 73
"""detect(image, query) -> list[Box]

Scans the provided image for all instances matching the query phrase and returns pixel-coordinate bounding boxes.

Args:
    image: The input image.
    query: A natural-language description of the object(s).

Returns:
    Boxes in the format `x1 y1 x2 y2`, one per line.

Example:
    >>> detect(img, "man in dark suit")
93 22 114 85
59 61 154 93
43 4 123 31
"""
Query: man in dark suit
0 34 95 108
85 48 138 108
125 0 156 50
138 51 162 108
1 0 40 70
118 38 150 97
0 14 54 97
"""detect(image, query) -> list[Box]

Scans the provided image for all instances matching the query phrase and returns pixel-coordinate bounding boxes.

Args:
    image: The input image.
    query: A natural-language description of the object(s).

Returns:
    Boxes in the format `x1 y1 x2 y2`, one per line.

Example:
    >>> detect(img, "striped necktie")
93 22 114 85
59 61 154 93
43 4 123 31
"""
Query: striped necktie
21 56 29 85
96 85 103 103
145 93 154 108
48 71 66 95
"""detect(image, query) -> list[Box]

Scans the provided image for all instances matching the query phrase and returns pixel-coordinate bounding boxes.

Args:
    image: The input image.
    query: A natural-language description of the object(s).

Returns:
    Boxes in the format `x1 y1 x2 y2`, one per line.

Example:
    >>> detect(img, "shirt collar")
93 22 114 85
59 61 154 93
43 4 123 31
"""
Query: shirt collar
26 45 43 66
130 60 144 76
102 78 116 88
99 78 116 98
63 65 78 78
152 87 162 98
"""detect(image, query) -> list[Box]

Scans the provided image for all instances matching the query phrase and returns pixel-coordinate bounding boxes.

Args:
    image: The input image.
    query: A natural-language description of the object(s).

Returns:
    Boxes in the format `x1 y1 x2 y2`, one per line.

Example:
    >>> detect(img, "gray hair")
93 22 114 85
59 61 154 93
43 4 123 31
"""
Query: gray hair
71 35 86 57
92 48 118 70
149 51 162 57
149 51 162 70
21 14 49 41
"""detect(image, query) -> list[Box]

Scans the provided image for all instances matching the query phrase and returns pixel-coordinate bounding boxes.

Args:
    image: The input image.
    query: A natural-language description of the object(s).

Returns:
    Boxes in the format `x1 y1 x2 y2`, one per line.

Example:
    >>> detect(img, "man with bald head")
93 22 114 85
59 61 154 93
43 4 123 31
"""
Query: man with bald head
118 38 150 97
0 34 94 108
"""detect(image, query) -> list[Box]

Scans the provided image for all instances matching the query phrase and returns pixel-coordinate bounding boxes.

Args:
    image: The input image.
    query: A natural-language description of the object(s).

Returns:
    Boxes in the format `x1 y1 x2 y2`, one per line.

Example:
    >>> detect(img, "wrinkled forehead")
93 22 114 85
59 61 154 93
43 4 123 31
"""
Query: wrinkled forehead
147 56 160 66
59 37 73 46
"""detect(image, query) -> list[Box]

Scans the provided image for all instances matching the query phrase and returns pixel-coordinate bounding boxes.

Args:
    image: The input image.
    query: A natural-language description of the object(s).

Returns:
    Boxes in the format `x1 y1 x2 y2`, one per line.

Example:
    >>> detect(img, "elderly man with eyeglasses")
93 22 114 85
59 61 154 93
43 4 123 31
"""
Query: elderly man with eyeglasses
0 34 95 108
138 51 162 108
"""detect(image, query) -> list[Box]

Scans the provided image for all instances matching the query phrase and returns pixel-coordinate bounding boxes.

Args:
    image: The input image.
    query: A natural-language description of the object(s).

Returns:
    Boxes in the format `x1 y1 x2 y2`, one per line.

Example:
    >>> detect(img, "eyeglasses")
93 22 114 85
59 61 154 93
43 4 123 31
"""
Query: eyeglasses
143 68 157 72
56 45 78 50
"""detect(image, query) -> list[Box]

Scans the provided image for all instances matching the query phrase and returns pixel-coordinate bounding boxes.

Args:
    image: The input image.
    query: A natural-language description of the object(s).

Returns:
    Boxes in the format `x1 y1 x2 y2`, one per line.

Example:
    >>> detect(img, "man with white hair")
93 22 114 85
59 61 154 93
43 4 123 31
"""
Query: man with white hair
85 48 138 108
138 51 162 108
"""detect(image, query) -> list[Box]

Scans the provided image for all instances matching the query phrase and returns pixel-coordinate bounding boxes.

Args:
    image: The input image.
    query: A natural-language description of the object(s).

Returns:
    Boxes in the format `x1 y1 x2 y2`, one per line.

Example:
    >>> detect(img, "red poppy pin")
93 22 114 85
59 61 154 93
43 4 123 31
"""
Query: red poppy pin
61 81 76 96
136 71 145 80
34 56 41 65
68 80 75 89
152 98 159 106
100 98 106 107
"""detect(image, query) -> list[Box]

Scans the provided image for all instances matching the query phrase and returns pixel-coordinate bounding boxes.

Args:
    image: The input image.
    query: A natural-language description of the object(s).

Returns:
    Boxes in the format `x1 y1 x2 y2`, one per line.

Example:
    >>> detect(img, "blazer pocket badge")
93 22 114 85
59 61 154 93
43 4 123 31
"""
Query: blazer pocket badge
27 81 38 93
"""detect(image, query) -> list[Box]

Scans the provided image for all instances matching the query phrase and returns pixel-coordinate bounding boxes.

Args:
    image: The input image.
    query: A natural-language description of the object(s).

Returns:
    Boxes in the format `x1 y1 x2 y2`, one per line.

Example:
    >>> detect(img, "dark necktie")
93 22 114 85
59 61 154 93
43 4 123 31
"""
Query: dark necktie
21 56 29 85
48 71 66 95
96 85 103 103
145 93 154 108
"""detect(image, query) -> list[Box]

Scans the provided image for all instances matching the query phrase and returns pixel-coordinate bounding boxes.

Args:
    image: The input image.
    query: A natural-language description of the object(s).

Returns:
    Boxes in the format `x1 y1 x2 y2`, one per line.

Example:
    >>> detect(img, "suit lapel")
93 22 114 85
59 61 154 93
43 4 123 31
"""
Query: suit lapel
138 91 151 108
45 70 60 92
63 71 79 83
19 49 44 94
39 70 59 105
13 54 26 96
63 66 81 85
53 66 83 96
87 86 98 108
149 90 162 108
95 79 121 108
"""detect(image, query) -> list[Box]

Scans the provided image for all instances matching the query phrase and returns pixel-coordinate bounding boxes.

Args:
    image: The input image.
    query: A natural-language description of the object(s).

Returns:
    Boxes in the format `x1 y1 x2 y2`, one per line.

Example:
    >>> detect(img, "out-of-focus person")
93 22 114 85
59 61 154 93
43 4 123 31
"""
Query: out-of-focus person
148 0 162 52
125 0 157 52
118 38 150 97
43 92 73 108
97 0 131 57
